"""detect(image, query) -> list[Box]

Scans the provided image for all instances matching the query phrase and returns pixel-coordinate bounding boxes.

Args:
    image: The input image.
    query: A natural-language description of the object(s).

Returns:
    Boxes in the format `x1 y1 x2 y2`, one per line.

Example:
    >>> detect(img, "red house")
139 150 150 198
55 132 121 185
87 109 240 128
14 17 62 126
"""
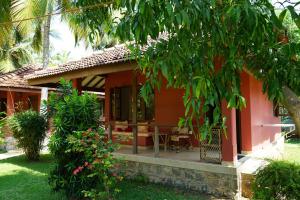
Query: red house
26 44 282 197
0 65 42 117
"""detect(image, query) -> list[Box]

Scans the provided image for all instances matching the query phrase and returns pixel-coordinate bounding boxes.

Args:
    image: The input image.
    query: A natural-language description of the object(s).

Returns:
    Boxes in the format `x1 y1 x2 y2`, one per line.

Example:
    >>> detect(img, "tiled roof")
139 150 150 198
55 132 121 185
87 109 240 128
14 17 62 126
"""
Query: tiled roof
0 65 43 89
26 33 169 80
26 44 132 79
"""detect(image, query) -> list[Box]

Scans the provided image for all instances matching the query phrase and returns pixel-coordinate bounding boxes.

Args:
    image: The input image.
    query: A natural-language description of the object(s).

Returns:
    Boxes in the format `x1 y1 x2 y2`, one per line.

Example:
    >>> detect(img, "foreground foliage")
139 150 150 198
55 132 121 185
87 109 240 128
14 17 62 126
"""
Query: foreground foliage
252 160 300 200
0 112 6 149
8 110 47 160
69 0 300 138
48 80 121 199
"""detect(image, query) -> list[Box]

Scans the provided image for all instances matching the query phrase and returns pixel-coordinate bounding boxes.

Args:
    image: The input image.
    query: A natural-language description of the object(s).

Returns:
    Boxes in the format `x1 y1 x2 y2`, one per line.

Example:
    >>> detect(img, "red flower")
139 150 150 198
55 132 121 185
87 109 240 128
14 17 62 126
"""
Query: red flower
78 166 84 171
73 169 79 175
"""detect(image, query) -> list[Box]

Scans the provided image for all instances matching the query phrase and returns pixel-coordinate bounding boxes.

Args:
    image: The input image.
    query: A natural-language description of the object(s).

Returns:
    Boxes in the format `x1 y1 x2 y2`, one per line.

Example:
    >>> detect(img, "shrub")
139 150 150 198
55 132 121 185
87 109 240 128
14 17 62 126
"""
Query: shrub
48 80 121 200
8 110 47 160
252 160 300 200
0 112 6 150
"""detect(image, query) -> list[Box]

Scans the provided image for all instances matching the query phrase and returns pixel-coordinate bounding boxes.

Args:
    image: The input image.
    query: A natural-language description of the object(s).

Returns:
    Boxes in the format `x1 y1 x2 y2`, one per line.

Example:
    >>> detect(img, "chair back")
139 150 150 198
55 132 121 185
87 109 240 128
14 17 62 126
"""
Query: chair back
178 127 189 134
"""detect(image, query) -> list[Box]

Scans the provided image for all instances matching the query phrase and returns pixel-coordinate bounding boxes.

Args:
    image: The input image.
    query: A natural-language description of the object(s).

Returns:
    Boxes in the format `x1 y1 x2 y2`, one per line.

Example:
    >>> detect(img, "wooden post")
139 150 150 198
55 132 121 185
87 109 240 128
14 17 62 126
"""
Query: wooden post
72 78 82 95
6 91 15 116
132 71 138 154
154 126 159 157
108 123 112 140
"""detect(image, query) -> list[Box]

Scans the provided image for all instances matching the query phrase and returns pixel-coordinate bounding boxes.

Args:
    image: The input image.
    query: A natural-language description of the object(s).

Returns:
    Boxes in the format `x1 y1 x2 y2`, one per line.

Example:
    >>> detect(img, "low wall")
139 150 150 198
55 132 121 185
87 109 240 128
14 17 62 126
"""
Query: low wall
114 153 239 198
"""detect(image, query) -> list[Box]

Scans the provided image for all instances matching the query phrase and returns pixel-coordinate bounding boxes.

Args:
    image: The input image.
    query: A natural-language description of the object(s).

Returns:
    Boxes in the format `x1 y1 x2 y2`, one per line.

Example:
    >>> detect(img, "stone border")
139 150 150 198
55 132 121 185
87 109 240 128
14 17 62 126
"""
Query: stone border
113 152 237 175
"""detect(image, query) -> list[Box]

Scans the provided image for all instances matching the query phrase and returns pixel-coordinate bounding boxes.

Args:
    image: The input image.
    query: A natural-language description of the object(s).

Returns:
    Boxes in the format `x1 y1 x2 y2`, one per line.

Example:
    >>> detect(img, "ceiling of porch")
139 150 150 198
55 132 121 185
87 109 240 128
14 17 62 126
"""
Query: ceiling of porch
81 75 105 92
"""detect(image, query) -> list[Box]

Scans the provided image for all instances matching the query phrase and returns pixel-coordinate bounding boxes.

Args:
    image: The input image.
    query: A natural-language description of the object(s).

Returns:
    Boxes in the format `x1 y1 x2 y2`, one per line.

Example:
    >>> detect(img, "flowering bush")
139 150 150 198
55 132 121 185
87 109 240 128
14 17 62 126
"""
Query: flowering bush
67 129 122 199
48 80 122 200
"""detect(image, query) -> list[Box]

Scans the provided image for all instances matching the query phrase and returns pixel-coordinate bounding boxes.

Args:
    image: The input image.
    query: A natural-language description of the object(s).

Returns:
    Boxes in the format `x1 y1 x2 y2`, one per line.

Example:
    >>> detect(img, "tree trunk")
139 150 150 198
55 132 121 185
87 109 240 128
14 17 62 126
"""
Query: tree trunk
281 86 300 137
40 9 52 112
42 14 51 68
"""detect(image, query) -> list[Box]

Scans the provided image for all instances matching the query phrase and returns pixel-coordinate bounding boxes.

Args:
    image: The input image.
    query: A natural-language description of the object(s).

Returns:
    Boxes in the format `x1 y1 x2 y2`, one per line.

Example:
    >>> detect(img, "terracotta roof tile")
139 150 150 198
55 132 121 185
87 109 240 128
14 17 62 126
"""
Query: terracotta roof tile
0 65 43 89
26 44 131 79
26 33 169 80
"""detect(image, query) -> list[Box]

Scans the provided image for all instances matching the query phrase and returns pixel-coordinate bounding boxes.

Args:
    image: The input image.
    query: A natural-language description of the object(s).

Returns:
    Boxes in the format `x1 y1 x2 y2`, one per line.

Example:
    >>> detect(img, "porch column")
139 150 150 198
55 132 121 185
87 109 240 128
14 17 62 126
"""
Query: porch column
6 91 15 116
132 71 138 154
221 101 238 166
72 78 82 95
240 72 252 154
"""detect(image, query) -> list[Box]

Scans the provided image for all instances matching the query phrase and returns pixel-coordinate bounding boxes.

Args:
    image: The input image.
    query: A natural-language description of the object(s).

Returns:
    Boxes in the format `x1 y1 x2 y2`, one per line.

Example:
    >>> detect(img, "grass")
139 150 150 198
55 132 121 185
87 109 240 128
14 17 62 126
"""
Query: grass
0 149 7 154
283 138 300 164
116 180 207 200
0 154 209 200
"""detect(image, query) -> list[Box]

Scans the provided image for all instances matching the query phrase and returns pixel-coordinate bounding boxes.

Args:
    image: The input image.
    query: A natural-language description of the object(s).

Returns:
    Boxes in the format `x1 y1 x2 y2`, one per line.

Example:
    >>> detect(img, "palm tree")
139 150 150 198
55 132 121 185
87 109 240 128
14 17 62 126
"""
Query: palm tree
10 0 95 68
0 28 32 72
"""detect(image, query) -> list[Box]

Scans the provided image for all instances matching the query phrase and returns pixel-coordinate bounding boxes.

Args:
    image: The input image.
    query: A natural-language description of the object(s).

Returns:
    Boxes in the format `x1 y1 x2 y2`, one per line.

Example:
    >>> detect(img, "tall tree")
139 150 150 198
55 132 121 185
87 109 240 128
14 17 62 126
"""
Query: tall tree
0 28 32 72
72 0 300 137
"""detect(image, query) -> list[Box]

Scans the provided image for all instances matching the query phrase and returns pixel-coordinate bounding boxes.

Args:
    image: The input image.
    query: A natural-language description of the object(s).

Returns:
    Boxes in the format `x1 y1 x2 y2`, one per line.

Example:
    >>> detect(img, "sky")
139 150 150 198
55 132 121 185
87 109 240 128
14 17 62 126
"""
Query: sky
51 17 93 61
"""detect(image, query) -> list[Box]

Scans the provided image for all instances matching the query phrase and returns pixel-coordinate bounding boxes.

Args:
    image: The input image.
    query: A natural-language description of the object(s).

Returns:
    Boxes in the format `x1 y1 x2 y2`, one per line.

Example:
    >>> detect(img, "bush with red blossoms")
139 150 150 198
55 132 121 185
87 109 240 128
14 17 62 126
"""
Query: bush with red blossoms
47 81 122 200
65 129 122 199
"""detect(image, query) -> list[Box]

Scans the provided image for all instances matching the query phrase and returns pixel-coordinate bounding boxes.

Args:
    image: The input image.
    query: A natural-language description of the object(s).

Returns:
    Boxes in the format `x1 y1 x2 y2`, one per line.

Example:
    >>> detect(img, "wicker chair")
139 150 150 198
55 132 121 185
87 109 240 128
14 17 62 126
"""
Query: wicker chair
170 127 193 152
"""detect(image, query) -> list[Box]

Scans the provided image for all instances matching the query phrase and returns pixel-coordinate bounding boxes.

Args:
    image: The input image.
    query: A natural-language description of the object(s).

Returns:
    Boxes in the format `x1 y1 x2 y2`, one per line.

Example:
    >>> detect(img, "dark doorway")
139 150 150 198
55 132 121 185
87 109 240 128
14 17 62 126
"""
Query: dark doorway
0 98 7 113
236 109 242 154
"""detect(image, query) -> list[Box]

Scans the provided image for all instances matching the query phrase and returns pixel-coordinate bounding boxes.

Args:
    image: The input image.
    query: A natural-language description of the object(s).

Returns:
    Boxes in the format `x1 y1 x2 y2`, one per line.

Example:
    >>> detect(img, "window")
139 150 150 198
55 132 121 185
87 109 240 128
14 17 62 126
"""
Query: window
110 86 154 121
110 87 131 121
137 93 154 121
28 96 39 111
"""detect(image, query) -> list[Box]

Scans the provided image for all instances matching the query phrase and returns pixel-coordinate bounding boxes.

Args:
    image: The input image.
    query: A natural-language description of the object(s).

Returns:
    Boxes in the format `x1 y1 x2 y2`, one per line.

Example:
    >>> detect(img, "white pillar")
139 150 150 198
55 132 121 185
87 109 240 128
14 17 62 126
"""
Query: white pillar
40 87 48 114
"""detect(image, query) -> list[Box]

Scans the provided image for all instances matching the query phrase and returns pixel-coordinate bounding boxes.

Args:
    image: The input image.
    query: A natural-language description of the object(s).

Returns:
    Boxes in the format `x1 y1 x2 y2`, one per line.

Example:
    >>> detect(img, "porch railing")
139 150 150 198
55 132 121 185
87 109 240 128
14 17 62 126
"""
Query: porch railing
199 128 222 164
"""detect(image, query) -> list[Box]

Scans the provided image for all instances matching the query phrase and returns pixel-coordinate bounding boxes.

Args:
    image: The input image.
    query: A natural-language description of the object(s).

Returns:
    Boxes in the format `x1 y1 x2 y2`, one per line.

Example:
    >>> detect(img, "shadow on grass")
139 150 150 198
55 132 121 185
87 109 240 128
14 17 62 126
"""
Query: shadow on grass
286 138 300 145
0 154 55 174
116 179 211 200
0 154 66 200
0 171 65 200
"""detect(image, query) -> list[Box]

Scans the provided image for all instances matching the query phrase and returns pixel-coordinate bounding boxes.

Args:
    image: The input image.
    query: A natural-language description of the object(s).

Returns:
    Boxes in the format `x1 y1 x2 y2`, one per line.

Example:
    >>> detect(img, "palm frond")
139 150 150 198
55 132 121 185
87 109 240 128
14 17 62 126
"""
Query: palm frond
11 0 48 36
0 0 13 46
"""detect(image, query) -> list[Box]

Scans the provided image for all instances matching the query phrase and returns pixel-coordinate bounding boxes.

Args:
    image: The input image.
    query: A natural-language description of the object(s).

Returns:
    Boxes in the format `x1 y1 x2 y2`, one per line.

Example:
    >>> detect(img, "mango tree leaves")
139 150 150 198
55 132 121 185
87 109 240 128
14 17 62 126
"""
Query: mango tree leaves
73 0 300 139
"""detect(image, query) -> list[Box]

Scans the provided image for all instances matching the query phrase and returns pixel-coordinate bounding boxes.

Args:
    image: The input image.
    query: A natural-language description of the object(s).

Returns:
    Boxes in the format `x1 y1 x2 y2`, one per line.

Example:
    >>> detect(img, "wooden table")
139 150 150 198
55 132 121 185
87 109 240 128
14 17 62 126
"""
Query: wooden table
151 132 169 152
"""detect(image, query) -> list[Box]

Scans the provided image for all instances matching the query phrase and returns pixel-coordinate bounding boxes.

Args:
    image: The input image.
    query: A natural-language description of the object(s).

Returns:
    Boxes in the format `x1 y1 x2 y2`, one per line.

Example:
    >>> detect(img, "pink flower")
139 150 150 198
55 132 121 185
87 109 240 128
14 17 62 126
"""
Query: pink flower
73 166 84 175
84 162 89 167
73 169 79 175
78 166 84 171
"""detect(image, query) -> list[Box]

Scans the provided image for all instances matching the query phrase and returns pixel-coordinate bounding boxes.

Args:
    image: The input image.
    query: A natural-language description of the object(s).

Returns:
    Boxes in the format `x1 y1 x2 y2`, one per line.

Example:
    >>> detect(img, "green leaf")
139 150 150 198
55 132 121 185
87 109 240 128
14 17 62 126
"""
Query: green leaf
279 9 287 23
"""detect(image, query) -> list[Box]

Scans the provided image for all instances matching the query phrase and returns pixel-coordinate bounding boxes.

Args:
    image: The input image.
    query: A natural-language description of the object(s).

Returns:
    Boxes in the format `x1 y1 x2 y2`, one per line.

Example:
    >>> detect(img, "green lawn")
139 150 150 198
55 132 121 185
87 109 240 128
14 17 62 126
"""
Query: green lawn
0 155 209 200
0 149 7 154
283 138 300 164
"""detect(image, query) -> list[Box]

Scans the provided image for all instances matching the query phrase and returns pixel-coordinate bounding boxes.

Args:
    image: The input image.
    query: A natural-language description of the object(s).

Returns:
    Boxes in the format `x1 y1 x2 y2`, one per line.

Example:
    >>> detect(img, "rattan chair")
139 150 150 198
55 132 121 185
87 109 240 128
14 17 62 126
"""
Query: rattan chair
170 127 193 152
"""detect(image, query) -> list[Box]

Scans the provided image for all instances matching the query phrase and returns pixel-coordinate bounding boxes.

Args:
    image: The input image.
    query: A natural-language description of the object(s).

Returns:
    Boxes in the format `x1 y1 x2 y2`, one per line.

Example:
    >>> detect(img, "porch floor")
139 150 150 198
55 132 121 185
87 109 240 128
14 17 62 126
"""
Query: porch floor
117 146 218 163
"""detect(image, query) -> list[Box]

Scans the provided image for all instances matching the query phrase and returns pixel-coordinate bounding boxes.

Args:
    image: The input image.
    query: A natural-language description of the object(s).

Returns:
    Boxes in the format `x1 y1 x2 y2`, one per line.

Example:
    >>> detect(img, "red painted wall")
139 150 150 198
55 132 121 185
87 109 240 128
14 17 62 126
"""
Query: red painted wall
248 75 281 151
105 70 187 146
240 72 281 153
105 71 186 127
105 70 280 155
